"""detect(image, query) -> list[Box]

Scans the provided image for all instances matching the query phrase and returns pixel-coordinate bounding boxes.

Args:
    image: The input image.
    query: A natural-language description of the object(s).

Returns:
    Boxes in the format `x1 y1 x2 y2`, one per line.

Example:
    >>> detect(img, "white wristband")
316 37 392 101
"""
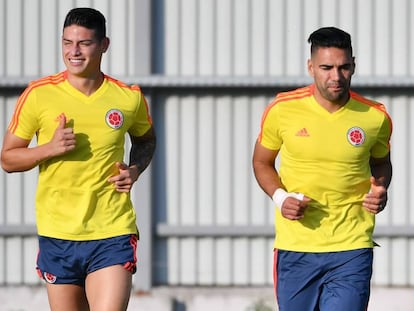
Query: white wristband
272 188 304 210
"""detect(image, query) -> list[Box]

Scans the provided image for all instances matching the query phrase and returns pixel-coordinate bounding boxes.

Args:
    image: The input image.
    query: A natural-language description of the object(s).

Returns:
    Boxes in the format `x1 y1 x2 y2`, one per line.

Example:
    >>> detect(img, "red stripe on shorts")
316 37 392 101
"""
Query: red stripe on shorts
273 249 278 299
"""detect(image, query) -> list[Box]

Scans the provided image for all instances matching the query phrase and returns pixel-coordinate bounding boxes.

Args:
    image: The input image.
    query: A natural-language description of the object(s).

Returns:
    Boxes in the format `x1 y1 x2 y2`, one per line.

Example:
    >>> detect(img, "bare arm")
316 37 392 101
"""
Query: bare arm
252 140 309 220
108 126 156 193
369 152 392 189
1 114 76 173
128 126 156 176
252 140 282 198
363 152 392 214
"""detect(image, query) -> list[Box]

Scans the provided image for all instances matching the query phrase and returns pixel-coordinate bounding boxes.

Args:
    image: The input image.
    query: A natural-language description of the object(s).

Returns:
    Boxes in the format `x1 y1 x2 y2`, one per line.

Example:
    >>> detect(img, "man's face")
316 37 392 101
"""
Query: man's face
307 47 355 105
62 24 109 78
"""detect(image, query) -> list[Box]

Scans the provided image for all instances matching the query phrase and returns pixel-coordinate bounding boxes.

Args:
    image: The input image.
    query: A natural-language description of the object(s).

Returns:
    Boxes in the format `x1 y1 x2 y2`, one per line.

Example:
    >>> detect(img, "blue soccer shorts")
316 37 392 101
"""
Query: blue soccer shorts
36 234 138 286
274 248 373 311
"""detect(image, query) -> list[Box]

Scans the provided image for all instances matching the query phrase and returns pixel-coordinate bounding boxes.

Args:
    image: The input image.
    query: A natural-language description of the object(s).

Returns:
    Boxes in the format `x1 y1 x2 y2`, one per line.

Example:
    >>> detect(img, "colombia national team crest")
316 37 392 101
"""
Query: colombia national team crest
105 109 124 129
347 126 365 146
43 272 57 284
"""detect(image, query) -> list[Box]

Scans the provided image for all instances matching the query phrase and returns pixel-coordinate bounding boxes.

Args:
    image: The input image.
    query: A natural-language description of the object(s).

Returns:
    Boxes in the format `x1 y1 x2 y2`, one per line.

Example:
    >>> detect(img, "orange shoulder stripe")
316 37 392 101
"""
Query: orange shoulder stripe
8 72 67 133
142 96 153 125
275 85 313 103
258 85 313 142
104 74 142 92
104 75 152 125
350 91 393 135
261 86 313 126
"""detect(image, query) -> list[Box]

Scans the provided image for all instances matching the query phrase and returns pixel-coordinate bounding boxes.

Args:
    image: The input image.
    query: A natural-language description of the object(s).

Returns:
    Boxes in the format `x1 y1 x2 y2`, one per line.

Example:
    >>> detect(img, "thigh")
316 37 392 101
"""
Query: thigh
84 235 137 311
86 265 132 311
320 249 373 311
46 283 89 311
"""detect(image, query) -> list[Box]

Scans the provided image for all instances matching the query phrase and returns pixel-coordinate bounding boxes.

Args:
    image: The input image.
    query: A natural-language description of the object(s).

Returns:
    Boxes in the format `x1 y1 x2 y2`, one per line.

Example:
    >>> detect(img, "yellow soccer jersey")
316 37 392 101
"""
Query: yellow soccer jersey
8 71 153 240
258 85 392 252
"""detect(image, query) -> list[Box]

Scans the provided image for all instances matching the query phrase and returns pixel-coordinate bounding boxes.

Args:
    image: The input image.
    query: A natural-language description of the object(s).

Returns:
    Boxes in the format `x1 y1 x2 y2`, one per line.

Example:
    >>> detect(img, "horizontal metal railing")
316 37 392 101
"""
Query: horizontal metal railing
3 75 414 89
156 224 414 238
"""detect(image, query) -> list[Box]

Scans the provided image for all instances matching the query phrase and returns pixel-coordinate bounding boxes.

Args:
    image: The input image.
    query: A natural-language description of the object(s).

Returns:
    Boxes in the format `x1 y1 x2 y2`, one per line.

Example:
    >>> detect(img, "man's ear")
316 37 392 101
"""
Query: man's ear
307 59 314 77
351 56 356 75
102 37 110 53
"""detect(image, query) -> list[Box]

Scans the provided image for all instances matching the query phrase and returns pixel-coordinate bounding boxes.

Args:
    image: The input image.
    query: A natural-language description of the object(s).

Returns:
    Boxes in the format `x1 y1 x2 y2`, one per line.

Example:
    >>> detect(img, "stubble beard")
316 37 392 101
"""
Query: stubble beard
321 84 350 105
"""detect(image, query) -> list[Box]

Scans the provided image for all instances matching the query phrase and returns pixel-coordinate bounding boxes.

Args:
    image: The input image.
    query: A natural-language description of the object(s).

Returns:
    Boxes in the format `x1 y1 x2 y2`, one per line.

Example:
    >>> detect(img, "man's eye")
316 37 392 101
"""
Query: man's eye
80 41 93 46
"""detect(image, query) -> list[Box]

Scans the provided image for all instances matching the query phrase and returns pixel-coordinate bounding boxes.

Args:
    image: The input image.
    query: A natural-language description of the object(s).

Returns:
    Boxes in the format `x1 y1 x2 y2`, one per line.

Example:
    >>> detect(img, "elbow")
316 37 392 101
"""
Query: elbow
1 165 13 174
0 156 7 172
1 163 25 174
1 155 16 173
252 159 265 176
1 161 14 173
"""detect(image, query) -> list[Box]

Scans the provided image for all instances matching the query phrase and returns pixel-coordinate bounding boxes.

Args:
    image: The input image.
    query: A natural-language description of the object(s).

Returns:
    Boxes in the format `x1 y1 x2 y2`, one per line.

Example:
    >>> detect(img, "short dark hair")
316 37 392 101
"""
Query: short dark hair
63 8 107 41
308 27 352 56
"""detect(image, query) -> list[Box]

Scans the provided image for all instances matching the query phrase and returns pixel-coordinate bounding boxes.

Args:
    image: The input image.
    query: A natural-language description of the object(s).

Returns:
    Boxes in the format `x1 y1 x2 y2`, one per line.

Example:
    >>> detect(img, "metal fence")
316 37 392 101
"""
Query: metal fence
1 0 414 291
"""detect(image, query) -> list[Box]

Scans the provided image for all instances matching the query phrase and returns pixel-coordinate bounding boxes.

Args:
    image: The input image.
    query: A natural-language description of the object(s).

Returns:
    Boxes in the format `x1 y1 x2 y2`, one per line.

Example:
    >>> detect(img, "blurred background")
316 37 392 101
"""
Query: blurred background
0 0 413 310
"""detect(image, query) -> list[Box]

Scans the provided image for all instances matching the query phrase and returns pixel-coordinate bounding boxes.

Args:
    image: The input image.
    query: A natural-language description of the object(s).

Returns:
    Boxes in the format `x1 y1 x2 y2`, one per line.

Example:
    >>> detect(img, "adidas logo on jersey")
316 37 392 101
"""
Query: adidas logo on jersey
295 128 310 137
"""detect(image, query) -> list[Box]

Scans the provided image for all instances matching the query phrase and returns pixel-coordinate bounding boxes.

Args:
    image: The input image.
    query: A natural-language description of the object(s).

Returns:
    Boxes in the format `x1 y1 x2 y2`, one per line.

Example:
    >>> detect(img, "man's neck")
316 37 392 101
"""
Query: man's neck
67 72 104 96
313 92 349 113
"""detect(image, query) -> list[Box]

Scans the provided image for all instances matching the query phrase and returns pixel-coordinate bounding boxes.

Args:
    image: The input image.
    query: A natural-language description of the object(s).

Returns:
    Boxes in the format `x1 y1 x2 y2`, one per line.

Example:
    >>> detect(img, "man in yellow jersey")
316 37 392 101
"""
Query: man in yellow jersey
1 8 155 311
253 27 392 311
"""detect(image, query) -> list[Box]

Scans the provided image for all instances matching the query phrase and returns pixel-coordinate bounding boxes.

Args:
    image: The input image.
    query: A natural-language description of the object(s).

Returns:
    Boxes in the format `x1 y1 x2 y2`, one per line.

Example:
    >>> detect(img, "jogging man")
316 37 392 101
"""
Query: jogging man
1 8 155 311
252 27 392 311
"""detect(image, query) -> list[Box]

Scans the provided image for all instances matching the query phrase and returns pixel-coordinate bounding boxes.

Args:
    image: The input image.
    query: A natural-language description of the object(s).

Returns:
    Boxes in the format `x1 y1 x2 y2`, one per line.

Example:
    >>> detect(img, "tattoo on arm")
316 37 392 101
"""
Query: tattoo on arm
129 127 156 175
